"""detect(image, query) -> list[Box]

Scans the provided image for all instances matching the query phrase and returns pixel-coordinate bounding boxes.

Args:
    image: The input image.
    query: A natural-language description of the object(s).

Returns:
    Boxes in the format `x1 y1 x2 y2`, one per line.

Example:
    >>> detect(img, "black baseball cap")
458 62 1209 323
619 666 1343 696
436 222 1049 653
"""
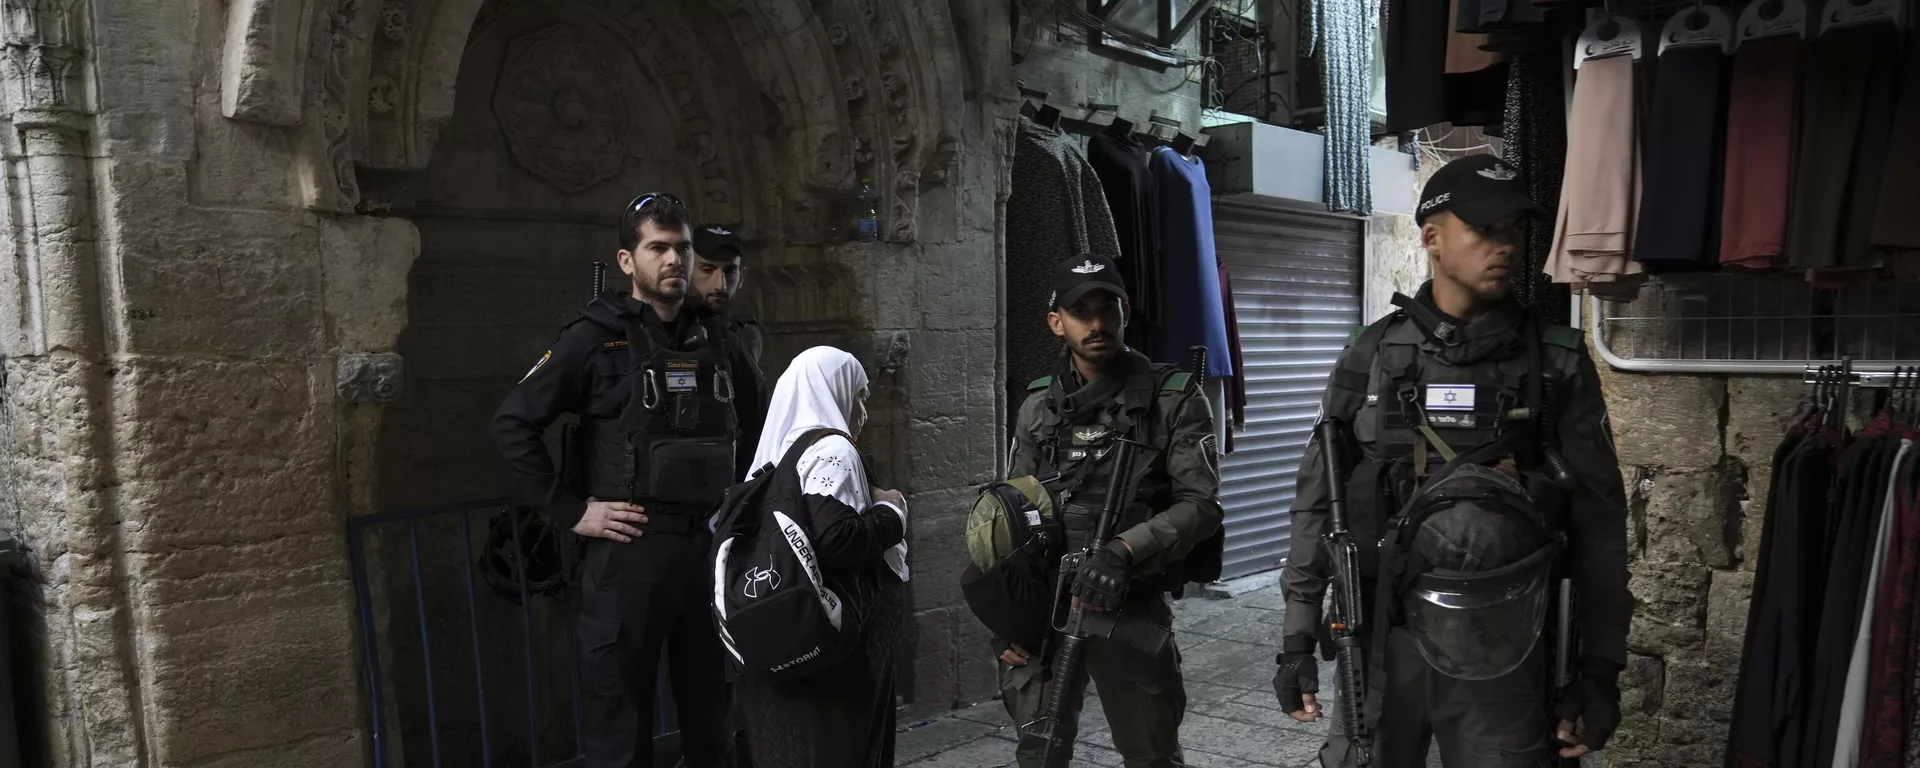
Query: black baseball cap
692 223 746 260
1415 155 1546 227
1050 254 1130 309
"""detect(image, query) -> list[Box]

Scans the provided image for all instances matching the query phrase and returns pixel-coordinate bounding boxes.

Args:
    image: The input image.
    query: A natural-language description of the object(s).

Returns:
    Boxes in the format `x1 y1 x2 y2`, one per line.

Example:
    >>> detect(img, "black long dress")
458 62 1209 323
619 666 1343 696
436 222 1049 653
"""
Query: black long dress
735 467 907 768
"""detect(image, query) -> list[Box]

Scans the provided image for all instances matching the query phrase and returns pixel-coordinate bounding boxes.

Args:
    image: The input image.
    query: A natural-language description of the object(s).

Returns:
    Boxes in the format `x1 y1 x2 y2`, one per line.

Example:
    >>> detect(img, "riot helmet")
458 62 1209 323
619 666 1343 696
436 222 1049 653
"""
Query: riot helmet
1400 463 1560 681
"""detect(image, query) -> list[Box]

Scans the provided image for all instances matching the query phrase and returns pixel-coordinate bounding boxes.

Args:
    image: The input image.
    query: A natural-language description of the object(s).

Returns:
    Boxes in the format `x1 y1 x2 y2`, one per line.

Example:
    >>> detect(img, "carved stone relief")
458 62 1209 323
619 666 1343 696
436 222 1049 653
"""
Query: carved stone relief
221 0 317 126
300 0 375 211
491 24 630 194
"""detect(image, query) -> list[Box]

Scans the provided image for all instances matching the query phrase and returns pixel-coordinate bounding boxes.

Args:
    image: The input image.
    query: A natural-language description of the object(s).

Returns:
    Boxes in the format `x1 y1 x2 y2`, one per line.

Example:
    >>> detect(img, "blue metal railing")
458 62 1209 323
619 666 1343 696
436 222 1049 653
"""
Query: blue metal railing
347 498 677 768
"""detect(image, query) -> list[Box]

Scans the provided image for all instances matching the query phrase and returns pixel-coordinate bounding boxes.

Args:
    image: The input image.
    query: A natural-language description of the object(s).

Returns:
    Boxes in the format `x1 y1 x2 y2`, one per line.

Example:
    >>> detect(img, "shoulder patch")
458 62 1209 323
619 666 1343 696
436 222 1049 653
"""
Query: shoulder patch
1542 324 1582 350
519 350 551 384
1028 376 1053 392
1161 371 1196 393
1348 326 1367 345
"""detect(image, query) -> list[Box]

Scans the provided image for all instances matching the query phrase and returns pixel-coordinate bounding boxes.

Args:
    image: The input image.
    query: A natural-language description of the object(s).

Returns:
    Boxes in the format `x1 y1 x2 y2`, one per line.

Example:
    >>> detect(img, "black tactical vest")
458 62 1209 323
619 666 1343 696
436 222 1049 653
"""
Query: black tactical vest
1034 369 1171 555
1330 309 1568 580
579 314 739 512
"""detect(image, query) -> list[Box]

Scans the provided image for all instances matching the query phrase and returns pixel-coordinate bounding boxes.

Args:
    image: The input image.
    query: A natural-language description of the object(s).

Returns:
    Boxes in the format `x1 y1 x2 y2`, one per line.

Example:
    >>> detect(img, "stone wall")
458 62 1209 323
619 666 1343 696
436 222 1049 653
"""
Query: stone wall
1590 353 1806 767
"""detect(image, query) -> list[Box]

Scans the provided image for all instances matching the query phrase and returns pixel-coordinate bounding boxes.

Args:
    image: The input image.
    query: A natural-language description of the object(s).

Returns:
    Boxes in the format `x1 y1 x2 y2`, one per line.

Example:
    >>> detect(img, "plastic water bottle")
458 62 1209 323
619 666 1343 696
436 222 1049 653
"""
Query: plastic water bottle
855 177 880 242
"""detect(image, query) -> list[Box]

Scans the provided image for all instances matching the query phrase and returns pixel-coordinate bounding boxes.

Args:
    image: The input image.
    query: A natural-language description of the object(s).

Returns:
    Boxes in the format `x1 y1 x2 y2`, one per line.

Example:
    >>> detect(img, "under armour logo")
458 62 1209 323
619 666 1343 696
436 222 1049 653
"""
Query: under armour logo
743 566 781 598
1071 260 1106 274
706 226 734 235
1478 163 1518 181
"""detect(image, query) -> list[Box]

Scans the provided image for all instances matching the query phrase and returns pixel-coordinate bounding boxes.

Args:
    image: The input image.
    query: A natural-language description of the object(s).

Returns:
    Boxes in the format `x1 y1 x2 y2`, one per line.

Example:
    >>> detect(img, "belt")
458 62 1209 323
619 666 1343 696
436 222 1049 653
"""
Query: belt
639 510 701 536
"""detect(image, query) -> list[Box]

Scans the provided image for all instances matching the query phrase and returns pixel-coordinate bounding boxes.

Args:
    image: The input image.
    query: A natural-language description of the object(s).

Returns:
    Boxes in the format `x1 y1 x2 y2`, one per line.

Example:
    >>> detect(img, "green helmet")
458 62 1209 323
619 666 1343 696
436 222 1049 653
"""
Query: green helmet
961 476 1062 651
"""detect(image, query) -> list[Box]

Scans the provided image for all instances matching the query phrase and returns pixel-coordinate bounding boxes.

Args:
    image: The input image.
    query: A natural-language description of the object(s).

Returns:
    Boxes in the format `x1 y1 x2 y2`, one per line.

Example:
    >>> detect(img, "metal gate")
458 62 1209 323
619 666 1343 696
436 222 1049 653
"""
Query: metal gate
1210 199 1363 579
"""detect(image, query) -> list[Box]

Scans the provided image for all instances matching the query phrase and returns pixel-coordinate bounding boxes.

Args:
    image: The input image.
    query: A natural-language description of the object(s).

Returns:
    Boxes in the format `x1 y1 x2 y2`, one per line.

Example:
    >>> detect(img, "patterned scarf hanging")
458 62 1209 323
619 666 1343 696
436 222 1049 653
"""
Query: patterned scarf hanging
1500 39 1571 326
1303 0 1376 215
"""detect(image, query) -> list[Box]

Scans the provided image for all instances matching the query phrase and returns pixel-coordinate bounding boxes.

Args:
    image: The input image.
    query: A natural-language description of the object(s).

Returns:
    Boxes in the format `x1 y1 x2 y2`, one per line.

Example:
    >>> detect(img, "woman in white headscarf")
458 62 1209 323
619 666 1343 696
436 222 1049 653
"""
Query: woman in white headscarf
735 345 909 768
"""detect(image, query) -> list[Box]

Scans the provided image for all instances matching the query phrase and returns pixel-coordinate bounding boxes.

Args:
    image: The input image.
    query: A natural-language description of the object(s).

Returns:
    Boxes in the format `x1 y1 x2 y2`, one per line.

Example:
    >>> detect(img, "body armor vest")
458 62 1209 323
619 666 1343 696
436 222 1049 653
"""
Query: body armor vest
1035 369 1170 556
1335 311 1560 581
579 315 738 512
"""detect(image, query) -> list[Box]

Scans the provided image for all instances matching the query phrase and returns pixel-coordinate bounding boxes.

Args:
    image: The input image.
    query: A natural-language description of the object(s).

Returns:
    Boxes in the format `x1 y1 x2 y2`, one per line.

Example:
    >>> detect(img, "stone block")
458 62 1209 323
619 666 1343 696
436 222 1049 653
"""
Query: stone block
321 216 421 352
1725 377 1804 470
910 503 972 612
1704 570 1755 669
908 417 998 491
137 579 359 763
1593 365 1723 469
909 330 983 420
953 608 1002 705
1737 459 1770 571
117 209 325 357
1660 656 1735 733
1640 467 1736 568
918 250 996 330
1628 562 1710 654
911 607 959 709
113 359 336 550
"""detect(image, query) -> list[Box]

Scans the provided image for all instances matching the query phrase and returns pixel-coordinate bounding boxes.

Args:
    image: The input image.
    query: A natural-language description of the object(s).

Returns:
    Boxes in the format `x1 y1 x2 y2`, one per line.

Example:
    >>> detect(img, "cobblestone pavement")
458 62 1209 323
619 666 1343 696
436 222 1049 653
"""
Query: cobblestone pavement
894 578 1448 768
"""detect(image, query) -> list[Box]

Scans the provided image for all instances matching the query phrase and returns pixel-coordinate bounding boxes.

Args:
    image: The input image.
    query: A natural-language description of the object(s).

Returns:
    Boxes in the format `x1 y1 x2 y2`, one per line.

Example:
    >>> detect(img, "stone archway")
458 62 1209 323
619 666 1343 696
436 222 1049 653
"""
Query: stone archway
0 0 1011 764
300 0 1015 762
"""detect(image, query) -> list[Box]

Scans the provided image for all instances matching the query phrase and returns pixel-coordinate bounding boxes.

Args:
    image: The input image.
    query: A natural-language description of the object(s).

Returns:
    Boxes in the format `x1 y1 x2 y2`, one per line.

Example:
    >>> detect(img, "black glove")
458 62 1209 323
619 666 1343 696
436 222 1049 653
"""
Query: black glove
1070 541 1131 611
1554 659 1623 752
1273 635 1320 714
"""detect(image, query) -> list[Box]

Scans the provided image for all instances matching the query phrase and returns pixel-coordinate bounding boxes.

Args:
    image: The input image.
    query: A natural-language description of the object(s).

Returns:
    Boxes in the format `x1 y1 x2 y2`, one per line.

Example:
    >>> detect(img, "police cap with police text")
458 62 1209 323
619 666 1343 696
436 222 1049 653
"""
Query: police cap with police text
1050 253 1131 309
1414 155 1546 228
692 223 747 260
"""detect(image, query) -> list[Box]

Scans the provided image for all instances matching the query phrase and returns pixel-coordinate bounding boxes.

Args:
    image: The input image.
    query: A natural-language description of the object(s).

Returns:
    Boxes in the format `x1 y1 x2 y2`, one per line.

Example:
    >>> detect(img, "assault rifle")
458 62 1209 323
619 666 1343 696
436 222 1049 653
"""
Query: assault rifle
1317 419 1372 767
1030 345 1208 762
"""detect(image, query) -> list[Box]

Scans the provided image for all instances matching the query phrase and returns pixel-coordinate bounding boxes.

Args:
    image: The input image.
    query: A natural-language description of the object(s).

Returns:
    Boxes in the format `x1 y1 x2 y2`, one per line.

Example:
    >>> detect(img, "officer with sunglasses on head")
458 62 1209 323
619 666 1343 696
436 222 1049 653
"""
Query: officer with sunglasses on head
492 192 767 768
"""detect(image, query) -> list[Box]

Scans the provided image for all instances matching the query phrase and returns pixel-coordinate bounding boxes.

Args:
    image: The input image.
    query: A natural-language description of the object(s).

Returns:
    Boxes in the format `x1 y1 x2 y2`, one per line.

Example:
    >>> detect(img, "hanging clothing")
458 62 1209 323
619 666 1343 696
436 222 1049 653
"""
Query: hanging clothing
1728 422 1841 768
1633 45 1729 273
1870 25 1920 254
1216 258 1246 447
1500 41 1571 324
1834 440 1913 767
1087 133 1161 353
1546 54 1646 302
1719 37 1804 269
1442 0 1509 128
1803 431 1903 768
1864 440 1920 765
1005 115 1123 431
1786 24 1903 271
1384 0 1449 131
736 346 908 768
1148 147 1235 382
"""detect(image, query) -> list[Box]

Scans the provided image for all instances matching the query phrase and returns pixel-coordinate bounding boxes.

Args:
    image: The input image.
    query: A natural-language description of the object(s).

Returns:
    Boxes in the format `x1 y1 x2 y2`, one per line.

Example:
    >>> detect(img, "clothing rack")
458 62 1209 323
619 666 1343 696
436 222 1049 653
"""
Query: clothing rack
1802 362 1916 389
1017 87 1212 150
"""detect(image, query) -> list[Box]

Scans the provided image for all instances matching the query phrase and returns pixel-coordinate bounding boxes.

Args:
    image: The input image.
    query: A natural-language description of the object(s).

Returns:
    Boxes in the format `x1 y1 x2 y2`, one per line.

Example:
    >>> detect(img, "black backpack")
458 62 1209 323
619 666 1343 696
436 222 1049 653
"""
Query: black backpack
709 428 865 680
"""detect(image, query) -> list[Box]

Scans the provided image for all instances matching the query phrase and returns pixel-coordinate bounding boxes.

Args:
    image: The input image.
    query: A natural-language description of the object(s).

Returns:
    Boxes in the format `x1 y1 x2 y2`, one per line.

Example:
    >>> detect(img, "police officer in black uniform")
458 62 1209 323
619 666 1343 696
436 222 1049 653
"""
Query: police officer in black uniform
492 192 765 768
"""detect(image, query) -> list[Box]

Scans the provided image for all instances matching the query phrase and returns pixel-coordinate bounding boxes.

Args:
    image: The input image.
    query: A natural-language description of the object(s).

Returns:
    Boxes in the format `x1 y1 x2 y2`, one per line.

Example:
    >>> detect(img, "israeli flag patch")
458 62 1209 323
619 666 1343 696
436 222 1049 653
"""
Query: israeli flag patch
1425 384 1475 411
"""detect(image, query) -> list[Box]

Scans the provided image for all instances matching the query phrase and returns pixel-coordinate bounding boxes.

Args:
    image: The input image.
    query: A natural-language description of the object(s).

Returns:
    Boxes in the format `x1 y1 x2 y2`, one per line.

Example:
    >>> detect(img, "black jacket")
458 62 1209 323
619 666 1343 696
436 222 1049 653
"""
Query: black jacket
490 293 767 530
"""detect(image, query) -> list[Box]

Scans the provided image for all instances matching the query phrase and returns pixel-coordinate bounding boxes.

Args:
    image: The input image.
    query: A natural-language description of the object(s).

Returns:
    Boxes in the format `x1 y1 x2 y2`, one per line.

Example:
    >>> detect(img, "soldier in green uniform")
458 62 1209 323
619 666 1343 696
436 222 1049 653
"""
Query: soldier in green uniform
1272 155 1631 767
1000 253 1224 768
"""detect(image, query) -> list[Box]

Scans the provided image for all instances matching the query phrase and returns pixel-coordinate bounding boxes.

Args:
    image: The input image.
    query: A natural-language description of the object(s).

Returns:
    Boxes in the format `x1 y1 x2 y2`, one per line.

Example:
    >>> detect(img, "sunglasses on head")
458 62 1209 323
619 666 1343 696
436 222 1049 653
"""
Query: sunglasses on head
625 192 685 214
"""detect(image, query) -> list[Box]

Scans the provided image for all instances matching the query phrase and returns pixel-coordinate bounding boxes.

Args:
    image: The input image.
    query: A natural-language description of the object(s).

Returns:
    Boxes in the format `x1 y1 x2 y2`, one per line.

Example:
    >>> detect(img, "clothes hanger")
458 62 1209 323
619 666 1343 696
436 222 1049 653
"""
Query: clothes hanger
1574 8 1645 69
1035 103 1062 130
1105 115 1135 139
1658 1 1734 56
1817 0 1906 38
1171 132 1197 157
1736 0 1809 47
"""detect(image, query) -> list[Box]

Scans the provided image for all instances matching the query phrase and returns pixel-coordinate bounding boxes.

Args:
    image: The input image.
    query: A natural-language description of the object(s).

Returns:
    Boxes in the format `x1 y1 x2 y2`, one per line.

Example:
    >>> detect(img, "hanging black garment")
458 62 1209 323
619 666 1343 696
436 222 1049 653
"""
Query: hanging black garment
1633 45 1731 273
1728 427 1840 768
1384 0 1449 131
1499 31 1571 324
1087 134 1160 353
1804 435 1903 768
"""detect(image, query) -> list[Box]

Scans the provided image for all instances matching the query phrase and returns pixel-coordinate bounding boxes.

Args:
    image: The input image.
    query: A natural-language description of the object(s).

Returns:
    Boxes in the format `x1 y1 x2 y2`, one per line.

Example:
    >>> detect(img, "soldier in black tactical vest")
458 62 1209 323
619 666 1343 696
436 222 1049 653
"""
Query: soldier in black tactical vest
491 192 766 768
1273 156 1633 767
1000 253 1224 768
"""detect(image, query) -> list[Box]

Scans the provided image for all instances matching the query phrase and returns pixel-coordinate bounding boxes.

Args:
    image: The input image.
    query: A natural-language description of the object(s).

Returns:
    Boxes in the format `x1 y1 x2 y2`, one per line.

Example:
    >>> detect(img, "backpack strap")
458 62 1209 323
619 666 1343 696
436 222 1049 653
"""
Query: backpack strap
776 428 852 478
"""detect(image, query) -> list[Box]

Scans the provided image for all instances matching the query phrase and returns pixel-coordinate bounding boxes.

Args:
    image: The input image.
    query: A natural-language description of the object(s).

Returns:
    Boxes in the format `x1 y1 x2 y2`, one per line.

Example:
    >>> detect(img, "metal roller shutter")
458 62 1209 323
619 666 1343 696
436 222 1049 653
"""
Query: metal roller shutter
1210 198 1363 580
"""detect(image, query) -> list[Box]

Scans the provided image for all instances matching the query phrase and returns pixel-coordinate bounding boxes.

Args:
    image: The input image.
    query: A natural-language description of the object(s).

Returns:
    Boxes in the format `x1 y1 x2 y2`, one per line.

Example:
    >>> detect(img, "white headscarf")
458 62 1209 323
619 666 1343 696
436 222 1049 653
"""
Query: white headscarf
748 346 870 475
746 346 909 582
